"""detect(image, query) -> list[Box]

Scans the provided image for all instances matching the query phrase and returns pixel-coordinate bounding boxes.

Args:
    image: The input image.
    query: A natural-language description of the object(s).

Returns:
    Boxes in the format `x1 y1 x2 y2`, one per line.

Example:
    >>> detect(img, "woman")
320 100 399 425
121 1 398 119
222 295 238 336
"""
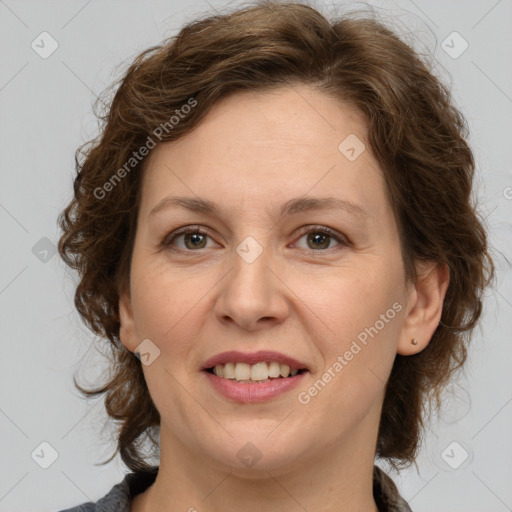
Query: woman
57 2 493 511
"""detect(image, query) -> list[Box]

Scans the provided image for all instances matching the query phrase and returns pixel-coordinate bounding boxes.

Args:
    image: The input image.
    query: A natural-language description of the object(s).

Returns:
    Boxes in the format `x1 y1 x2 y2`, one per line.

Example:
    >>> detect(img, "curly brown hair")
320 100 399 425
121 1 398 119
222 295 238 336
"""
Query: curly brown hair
58 1 494 471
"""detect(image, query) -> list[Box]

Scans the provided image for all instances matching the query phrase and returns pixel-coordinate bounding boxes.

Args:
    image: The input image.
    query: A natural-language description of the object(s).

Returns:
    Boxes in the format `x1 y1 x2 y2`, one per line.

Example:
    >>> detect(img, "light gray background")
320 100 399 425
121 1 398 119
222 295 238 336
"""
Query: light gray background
1 1 511 511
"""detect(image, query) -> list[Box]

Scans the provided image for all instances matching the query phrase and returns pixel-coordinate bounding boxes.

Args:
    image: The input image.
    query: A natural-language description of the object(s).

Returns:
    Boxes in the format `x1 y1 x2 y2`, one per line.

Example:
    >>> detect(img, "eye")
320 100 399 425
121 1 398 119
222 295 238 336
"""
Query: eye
293 225 349 252
163 227 218 251
161 225 349 254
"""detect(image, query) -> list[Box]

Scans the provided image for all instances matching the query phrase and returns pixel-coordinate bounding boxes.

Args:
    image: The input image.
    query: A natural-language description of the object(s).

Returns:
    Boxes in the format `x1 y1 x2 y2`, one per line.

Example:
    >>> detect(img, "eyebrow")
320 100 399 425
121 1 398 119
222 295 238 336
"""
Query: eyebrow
148 195 367 219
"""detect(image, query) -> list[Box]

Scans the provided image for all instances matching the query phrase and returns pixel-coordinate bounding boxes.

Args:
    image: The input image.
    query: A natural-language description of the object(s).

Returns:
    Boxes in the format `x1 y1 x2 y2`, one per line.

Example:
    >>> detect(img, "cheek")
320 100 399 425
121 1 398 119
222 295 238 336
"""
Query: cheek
130 266 213 430
291 261 405 426
130 260 210 339
293 269 404 437
292 262 404 354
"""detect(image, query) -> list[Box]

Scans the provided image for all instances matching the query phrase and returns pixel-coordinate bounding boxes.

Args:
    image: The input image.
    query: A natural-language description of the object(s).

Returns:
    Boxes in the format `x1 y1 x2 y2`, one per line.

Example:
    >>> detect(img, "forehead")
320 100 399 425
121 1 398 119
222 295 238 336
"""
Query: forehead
140 85 389 222
183 85 369 154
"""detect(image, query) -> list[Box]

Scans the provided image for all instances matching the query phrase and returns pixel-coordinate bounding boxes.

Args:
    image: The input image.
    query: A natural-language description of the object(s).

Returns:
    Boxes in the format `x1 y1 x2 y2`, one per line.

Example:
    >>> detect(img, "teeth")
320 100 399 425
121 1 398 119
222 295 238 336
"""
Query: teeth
223 362 235 379
268 361 281 378
279 364 290 378
251 362 269 381
211 361 301 381
234 362 251 381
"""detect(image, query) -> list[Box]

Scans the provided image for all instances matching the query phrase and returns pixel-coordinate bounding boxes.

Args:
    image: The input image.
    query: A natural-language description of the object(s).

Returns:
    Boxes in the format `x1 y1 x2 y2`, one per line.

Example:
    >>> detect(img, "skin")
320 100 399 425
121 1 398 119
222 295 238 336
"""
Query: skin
119 85 449 512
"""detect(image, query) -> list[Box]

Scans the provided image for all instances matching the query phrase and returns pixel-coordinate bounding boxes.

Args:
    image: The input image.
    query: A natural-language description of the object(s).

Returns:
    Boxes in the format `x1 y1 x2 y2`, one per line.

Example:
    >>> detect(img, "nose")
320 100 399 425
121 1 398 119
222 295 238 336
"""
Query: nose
214 243 290 332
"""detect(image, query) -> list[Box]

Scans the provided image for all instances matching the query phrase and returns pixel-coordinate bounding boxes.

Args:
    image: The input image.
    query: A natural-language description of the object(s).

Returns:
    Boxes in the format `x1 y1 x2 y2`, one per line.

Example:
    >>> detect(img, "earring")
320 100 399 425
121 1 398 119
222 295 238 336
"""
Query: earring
411 338 418 345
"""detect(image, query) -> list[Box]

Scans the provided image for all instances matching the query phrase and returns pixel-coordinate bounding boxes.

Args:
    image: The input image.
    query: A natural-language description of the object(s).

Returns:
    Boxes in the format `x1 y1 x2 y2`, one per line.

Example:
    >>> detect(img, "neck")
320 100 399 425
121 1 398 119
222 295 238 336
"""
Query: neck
134 417 380 512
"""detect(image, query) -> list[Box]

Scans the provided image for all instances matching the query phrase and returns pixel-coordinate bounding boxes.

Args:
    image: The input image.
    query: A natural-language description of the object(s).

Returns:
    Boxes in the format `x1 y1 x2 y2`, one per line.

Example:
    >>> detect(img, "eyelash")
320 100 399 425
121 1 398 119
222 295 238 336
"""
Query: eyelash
161 225 350 254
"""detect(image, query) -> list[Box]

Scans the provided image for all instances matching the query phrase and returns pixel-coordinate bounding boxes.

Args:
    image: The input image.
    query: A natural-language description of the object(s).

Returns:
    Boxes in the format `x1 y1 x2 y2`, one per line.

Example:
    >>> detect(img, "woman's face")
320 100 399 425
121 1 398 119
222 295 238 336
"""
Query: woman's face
119 85 421 473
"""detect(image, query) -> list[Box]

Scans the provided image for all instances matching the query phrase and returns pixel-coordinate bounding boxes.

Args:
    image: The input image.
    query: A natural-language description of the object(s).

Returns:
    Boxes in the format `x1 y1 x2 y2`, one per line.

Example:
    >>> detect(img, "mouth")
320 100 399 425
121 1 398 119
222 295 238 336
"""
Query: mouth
202 350 309 384
205 362 307 383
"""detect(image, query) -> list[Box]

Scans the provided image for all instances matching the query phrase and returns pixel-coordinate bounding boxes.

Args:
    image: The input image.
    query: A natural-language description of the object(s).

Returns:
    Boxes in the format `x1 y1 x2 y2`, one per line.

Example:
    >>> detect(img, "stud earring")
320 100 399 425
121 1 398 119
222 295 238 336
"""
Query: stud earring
411 338 418 345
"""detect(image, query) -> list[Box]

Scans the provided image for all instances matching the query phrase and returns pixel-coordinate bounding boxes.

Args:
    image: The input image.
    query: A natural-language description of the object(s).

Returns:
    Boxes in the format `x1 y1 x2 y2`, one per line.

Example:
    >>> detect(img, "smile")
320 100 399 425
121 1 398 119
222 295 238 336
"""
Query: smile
201 351 309 402
207 361 304 382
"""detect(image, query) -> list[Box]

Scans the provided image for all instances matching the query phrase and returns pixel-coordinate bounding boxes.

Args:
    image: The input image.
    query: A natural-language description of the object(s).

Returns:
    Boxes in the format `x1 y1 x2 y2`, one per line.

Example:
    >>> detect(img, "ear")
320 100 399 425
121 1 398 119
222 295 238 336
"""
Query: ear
397 261 450 355
118 287 138 353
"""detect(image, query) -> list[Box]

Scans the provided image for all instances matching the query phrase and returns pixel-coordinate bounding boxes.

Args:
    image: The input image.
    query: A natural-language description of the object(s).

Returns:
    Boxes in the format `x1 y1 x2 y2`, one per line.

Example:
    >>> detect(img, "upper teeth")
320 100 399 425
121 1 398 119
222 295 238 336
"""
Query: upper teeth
212 362 299 381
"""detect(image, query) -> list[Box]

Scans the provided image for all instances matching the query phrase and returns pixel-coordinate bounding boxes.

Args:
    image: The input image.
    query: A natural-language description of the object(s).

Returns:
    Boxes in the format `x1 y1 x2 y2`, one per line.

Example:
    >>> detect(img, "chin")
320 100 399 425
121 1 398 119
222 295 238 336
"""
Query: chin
195 421 314 475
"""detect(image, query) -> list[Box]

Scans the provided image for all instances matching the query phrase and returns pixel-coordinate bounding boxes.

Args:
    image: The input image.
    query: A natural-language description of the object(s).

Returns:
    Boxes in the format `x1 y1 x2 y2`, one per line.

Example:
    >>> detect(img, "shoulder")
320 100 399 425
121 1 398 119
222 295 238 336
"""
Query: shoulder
58 465 408 511
57 466 159 512
373 465 412 512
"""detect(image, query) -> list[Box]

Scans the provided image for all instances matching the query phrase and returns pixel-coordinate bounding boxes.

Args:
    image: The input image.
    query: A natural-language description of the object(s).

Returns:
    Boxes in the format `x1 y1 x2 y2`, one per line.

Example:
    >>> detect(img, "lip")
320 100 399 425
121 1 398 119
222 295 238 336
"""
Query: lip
202 350 308 371
204 371 306 403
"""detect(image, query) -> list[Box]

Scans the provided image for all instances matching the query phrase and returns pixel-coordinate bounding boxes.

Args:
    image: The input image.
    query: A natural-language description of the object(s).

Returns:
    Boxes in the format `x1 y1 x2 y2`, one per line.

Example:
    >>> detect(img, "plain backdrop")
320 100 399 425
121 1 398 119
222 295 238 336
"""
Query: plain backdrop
1 1 511 511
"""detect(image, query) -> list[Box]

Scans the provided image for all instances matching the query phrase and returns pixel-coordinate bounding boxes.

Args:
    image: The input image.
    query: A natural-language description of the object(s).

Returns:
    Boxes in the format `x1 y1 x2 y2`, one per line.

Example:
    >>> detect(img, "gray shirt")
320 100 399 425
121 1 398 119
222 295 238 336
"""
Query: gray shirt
58 465 412 511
